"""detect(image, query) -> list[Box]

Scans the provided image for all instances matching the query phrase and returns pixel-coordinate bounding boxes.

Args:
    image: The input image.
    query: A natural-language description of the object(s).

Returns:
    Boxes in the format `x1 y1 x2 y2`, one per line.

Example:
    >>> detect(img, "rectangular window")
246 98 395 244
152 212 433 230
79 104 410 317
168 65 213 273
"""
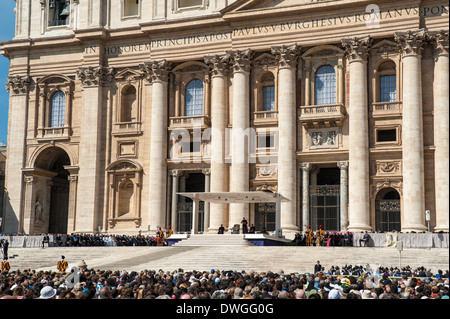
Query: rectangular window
124 0 139 17
181 141 201 153
376 129 397 142
262 86 275 111
258 134 274 148
179 0 203 8
379 75 396 102
48 0 70 27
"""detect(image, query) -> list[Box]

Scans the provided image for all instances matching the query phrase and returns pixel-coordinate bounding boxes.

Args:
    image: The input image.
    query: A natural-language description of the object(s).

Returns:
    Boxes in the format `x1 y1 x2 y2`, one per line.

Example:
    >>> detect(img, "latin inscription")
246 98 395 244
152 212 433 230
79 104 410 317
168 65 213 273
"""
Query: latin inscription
87 4 448 56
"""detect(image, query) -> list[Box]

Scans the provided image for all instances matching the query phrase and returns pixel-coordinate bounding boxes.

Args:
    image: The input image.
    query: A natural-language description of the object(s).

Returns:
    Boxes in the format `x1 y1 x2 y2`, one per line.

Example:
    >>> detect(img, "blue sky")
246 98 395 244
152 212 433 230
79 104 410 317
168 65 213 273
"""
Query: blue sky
0 0 16 146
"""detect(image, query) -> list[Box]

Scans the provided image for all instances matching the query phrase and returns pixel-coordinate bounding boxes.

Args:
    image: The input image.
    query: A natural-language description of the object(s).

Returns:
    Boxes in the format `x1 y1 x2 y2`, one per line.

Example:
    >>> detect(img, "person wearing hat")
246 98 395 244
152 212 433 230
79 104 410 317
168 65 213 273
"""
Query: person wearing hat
39 286 57 299
57 255 68 272
316 225 325 246
165 226 173 245
305 225 314 246
156 227 165 246
1 258 10 272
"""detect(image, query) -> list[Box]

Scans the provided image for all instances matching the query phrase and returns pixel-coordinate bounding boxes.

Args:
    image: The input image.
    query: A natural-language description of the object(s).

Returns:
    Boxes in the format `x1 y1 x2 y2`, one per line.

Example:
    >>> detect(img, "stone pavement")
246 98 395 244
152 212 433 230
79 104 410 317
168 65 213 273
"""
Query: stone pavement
6 245 449 274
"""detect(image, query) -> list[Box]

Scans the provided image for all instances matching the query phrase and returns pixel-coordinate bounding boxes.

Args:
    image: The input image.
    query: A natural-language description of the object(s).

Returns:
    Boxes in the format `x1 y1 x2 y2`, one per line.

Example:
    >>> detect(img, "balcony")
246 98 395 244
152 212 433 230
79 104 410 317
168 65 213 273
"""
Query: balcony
37 126 71 141
371 101 402 118
112 121 143 136
252 110 278 126
298 103 346 128
169 115 210 130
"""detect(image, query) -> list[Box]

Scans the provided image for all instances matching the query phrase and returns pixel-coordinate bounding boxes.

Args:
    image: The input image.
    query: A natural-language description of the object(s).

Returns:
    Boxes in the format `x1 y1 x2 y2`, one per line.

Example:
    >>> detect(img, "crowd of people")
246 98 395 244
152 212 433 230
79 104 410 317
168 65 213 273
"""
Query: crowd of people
0 261 448 299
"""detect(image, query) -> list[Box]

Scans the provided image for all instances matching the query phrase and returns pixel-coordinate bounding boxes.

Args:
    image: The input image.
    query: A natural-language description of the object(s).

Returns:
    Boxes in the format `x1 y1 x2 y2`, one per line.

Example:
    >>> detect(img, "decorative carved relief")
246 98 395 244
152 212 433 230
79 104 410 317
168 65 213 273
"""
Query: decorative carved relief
376 161 402 175
308 128 339 149
255 165 278 179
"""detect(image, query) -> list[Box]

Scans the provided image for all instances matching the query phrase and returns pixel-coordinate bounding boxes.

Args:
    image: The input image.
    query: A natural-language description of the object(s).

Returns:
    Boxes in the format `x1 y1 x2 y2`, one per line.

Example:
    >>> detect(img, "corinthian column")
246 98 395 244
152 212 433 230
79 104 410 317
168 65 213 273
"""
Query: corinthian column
204 54 230 232
4 75 31 233
141 60 171 233
395 30 428 232
227 49 254 229
342 36 372 232
272 44 300 232
429 30 449 232
76 66 114 233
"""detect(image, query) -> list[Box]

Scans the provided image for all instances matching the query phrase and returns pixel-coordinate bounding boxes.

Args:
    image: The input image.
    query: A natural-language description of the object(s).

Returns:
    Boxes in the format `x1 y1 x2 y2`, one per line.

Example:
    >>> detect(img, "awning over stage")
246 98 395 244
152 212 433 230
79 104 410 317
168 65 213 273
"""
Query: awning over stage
177 191 288 236
176 191 288 204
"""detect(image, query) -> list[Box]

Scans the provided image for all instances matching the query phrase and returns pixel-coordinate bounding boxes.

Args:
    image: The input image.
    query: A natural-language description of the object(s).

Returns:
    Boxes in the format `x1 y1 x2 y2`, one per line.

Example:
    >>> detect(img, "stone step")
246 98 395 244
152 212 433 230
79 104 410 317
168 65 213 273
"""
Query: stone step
5 246 448 274
172 234 255 247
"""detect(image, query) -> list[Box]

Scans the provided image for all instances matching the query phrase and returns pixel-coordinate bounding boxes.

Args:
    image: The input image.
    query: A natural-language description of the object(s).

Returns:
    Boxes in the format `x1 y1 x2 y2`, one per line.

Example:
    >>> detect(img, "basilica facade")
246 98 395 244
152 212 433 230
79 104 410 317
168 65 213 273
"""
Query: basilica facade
0 0 448 236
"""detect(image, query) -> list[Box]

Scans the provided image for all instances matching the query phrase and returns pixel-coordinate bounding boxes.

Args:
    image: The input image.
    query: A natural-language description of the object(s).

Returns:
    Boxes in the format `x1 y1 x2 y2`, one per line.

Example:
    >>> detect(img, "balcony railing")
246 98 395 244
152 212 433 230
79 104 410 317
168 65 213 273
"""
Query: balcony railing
37 126 70 140
298 103 346 127
112 121 142 136
253 110 278 124
169 115 210 129
371 101 402 117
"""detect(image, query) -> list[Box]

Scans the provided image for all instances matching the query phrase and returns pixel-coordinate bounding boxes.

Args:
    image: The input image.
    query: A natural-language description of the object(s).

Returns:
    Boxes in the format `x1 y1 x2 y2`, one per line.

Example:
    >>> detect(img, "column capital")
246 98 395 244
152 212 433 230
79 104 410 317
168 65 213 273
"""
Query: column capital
300 162 311 171
202 168 211 175
77 66 115 87
227 49 254 73
271 44 301 69
394 29 427 57
341 36 372 62
428 30 449 59
205 54 231 77
170 169 184 177
337 161 349 170
139 60 171 83
6 75 31 95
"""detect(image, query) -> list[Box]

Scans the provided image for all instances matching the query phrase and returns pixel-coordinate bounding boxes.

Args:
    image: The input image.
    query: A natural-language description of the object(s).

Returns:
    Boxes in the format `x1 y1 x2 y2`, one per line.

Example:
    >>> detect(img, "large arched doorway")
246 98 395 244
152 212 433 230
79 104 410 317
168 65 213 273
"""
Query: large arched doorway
34 147 71 234
375 188 401 232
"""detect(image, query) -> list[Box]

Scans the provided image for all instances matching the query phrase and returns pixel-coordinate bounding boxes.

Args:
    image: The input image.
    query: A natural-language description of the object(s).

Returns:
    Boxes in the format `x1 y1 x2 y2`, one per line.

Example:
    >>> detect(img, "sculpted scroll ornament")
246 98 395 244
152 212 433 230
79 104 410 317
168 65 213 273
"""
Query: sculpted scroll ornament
204 54 230 77
428 30 449 58
394 29 427 57
6 75 31 95
271 44 301 68
341 36 372 62
77 66 115 87
139 60 171 83
227 49 254 73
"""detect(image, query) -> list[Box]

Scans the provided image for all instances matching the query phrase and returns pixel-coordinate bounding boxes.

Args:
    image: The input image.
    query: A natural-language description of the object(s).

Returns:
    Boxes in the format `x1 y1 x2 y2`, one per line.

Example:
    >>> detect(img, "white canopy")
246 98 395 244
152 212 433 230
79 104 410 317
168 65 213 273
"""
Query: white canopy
176 191 286 237
176 191 289 203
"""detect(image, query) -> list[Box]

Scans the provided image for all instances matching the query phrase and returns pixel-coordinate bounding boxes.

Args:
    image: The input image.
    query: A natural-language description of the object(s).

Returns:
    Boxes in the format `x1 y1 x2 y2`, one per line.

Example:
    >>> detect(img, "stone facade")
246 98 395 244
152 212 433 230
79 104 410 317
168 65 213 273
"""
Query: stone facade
0 0 448 236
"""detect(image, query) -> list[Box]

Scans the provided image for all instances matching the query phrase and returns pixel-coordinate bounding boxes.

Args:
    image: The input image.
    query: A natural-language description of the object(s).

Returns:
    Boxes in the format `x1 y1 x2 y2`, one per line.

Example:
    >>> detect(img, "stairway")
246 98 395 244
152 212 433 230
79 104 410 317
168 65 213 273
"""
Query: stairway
172 234 255 247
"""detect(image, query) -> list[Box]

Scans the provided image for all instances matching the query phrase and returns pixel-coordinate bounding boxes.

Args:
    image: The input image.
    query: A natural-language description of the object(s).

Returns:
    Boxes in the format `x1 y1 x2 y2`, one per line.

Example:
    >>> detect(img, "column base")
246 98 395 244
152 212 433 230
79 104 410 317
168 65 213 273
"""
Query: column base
347 223 372 233
433 226 449 233
401 224 428 233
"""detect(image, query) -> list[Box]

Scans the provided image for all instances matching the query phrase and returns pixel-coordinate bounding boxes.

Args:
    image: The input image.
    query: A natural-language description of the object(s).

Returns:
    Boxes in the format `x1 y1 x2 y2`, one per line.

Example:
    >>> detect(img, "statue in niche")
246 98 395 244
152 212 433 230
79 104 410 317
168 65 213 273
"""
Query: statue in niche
35 198 43 221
